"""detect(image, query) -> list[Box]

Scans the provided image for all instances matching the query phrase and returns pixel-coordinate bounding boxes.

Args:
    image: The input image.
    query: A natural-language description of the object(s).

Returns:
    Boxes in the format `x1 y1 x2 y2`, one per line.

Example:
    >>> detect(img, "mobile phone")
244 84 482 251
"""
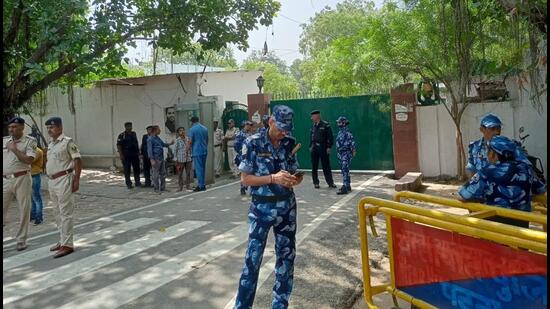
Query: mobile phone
293 171 305 177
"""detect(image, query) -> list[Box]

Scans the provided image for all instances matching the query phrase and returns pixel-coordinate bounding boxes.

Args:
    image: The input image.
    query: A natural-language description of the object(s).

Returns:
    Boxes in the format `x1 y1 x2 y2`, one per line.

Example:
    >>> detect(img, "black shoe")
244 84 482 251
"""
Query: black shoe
144 183 152 187
135 183 142 187
127 184 134 189
193 187 201 192
328 184 337 189
200 186 207 191
346 186 352 192
34 220 43 226
336 186 348 195
314 184 320 189
240 188 246 195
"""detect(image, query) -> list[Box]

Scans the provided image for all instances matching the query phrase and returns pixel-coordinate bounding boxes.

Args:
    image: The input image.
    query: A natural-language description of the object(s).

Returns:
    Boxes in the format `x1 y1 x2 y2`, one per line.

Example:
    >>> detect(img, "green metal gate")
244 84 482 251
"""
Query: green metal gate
270 95 394 170
221 103 249 171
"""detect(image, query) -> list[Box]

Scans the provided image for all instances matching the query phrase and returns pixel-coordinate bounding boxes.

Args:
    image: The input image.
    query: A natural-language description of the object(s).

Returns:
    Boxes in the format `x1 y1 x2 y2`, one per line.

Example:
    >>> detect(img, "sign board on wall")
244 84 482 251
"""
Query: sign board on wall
396 113 408 121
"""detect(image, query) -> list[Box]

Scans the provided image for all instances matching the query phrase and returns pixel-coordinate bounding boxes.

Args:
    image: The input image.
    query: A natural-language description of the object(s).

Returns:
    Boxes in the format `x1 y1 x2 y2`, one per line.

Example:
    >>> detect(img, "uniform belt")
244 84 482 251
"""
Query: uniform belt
252 193 293 203
48 168 74 180
214 144 222 147
3 170 29 179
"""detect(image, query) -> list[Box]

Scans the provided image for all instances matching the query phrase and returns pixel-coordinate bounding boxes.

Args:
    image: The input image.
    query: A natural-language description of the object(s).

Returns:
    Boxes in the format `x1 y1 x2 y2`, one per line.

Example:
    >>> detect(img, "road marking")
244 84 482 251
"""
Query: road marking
3 218 159 271
58 224 248 309
223 175 384 308
3 180 240 247
3 220 209 305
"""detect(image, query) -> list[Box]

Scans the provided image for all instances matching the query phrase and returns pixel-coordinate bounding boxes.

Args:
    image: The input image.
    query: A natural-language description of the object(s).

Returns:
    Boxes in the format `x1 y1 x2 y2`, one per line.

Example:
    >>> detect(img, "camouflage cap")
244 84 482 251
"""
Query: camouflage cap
336 116 349 125
488 135 516 156
480 114 502 128
272 105 294 132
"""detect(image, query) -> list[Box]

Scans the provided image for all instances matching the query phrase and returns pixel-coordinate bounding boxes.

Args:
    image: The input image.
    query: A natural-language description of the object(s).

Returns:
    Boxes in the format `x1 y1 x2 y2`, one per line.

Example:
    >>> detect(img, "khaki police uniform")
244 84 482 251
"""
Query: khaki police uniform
46 134 81 247
213 127 224 176
3 135 37 244
225 127 239 176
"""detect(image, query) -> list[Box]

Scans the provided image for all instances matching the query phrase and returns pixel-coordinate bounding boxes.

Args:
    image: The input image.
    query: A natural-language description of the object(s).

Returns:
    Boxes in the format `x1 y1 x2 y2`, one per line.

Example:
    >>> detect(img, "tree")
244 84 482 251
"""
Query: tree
241 60 300 97
299 0 376 57
366 0 543 179
147 45 238 70
244 50 289 74
3 0 280 122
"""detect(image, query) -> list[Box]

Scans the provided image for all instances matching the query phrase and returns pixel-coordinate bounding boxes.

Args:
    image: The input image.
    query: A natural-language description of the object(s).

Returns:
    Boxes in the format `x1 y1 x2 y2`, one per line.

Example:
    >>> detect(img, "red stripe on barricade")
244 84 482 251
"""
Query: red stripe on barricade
391 218 547 287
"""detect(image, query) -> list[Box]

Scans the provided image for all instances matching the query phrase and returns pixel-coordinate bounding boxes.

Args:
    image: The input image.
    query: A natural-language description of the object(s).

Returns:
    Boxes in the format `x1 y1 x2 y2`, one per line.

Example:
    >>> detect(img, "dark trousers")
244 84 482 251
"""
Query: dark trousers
142 156 152 186
123 155 141 186
311 146 334 185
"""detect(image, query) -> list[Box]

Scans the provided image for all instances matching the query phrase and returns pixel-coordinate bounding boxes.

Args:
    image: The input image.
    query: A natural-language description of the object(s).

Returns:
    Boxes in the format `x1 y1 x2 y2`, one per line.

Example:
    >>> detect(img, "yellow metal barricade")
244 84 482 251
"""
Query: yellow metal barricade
394 191 547 231
357 196 548 309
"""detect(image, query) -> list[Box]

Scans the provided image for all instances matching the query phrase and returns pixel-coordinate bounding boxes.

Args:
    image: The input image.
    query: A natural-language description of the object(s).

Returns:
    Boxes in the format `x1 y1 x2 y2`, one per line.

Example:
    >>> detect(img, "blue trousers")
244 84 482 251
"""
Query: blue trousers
338 152 352 189
234 196 297 309
193 155 207 188
31 174 43 222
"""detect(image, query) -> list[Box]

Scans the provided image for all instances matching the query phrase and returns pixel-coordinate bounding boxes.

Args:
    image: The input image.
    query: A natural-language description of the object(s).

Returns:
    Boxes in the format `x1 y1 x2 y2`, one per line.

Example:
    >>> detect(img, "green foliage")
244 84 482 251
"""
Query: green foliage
3 0 281 117
242 59 299 96
149 45 238 70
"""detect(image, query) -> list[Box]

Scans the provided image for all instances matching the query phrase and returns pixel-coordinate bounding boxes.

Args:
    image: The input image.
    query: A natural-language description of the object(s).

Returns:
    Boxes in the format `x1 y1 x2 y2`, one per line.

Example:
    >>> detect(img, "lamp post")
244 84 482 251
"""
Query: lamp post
256 75 265 94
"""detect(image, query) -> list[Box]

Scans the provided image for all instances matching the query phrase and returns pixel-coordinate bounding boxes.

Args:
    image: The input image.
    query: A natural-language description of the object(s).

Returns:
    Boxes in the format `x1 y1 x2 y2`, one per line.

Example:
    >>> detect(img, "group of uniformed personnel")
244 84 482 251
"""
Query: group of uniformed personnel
458 114 546 227
3 116 81 258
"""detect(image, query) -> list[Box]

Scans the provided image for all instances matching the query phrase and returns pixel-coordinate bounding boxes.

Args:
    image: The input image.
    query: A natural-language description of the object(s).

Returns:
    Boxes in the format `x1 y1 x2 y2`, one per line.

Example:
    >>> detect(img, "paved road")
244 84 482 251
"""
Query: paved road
3 173 392 309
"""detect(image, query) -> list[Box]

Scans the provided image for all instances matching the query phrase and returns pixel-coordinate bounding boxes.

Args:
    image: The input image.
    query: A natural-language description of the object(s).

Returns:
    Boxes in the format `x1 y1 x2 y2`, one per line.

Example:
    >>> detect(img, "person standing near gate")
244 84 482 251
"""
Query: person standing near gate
224 119 239 178
188 116 208 192
175 127 193 191
309 110 337 189
140 125 154 187
335 116 356 195
213 120 224 178
234 120 253 195
117 122 141 189
45 116 82 258
3 117 37 251
147 125 173 194
233 105 303 309
30 145 45 225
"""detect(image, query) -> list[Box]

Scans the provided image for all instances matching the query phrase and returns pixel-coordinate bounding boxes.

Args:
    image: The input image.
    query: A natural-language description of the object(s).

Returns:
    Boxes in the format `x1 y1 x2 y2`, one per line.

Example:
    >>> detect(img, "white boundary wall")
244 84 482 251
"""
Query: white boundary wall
417 80 547 178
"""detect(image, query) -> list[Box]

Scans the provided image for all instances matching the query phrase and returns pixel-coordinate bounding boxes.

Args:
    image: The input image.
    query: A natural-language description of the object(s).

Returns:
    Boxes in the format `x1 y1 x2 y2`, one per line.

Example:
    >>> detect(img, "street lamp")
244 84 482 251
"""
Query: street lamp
256 75 265 94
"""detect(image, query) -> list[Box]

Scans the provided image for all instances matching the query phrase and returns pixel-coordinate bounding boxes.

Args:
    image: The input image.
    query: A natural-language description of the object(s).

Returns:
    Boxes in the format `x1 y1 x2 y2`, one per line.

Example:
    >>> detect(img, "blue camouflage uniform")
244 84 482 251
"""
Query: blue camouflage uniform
234 105 298 309
235 121 253 194
257 114 270 135
335 117 356 194
459 136 546 226
467 114 532 174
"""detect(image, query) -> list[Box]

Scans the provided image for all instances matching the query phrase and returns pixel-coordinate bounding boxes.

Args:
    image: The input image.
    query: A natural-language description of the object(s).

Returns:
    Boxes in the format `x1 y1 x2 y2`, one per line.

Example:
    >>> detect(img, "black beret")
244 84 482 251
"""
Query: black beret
45 117 62 126
310 110 320 115
124 122 132 126
8 117 25 124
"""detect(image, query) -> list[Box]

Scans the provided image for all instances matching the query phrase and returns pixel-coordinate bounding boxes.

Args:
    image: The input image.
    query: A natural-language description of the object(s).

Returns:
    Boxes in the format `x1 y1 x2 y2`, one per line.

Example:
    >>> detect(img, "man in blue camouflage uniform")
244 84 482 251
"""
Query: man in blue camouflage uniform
257 114 270 135
235 120 254 195
233 105 303 309
335 116 356 195
459 135 546 228
467 114 532 177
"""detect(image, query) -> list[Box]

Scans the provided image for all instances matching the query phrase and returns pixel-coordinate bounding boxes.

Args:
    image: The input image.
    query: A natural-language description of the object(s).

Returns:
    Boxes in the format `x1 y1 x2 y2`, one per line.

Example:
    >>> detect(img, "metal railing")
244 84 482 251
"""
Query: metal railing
357 196 547 309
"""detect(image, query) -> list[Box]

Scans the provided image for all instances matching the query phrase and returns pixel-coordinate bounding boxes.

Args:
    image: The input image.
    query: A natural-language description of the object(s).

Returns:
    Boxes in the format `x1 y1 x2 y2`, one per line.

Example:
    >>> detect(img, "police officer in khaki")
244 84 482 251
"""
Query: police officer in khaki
45 117 82 258
3 117 37 251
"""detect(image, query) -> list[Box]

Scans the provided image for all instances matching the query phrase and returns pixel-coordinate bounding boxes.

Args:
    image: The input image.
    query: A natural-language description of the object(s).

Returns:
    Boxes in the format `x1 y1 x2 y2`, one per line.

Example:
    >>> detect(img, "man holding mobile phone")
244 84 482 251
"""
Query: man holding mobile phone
232 105 303 309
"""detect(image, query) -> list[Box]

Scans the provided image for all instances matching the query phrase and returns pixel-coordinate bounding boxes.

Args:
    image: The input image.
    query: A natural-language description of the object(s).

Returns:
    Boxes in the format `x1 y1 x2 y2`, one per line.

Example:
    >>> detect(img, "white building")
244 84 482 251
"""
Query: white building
24 70 261 168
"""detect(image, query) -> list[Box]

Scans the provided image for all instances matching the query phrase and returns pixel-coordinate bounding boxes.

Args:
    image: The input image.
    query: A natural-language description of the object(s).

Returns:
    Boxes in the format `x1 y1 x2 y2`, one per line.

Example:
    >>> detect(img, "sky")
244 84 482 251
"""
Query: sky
126 0 384 66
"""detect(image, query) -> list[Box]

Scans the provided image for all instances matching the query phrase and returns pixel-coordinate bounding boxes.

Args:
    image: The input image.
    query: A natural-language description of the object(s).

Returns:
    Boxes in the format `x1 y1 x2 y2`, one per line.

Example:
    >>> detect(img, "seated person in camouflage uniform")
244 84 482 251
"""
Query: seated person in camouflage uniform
459 135 546 228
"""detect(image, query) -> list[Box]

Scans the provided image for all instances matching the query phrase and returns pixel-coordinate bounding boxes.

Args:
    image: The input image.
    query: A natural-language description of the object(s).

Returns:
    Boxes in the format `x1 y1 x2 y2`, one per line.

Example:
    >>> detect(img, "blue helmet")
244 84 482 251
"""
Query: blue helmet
480 114 502 128
271 105 294 132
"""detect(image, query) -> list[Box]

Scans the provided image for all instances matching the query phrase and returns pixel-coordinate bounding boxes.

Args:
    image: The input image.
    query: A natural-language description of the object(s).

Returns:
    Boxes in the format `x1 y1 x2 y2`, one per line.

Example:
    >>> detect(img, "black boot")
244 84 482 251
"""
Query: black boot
336 186 348 195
